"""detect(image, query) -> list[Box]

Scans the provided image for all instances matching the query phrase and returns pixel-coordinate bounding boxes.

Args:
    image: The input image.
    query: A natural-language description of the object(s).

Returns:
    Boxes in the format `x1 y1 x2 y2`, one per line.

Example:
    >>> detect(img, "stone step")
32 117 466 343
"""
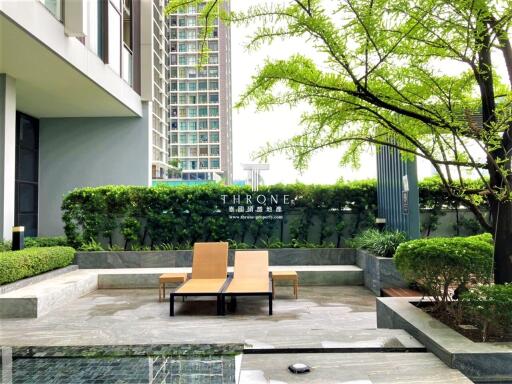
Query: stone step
243 328 424 352
96 266 364 289
0 270 97 319
238 352 473 384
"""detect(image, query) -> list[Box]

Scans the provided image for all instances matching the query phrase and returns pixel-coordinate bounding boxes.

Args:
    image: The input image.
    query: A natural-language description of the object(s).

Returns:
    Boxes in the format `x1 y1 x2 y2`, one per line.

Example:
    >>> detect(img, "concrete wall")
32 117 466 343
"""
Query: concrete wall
38 102 152 236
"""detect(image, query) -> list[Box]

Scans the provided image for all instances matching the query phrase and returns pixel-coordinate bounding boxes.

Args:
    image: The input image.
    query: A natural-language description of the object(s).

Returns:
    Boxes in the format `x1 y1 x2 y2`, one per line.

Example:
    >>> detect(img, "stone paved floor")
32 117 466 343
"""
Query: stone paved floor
0 286 475 383
0 287 421 349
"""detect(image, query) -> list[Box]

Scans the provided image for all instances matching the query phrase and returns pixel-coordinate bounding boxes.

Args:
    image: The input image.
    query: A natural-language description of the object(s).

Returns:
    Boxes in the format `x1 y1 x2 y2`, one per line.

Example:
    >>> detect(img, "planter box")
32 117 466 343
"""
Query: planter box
356 250 408 296
377 297 512 383
75 248 356 269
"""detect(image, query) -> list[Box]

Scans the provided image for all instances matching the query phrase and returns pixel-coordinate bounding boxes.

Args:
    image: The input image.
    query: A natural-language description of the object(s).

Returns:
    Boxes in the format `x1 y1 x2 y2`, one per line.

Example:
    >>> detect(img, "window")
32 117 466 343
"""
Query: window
199 133 208 143
188 95 197 104
198 107 208 117
178 17 186 26
209 93 219 103
178 82 187 91
210 146 220 156
199 159 208 169
208 67 218 77
198 94 208 103
211 159 220 169
198 120 208 129
208 41 218 51
40 0 62 20
188 82 197 91
88 0 104 57
188 107 197 117
209 107 219 117
208 54 218 64
179 43 186 52
210 132 219 143
199 146 208 156
108 0 121 74
122 0 132 49
210 119 219 129
198 81 208 91
209 80 218 90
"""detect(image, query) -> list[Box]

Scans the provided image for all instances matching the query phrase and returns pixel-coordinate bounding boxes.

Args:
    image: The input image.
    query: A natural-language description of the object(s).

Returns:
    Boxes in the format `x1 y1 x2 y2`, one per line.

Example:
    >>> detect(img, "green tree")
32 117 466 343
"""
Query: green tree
166 0 512 283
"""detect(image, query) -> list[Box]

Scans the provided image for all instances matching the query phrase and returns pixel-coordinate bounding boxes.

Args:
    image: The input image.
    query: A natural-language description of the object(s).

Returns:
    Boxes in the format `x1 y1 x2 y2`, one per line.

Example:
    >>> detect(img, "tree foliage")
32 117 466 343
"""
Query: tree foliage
166 0 512 282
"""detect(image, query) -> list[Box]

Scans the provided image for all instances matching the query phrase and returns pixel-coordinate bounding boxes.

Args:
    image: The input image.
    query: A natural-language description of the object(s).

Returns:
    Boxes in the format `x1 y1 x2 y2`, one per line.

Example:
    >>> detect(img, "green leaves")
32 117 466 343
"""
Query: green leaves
0 247 75 285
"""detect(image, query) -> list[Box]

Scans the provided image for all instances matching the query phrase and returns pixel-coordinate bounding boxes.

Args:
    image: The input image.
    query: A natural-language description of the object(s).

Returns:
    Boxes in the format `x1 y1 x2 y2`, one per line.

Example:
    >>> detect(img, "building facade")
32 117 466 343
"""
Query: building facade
0 0 161 239
166 2 233 183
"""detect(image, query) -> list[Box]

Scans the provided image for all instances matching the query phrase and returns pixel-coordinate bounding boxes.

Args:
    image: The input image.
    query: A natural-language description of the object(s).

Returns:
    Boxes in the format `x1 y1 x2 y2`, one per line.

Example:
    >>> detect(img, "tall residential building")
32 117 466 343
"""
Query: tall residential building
0 0 162 238
152 0 168 179
166 2 233 183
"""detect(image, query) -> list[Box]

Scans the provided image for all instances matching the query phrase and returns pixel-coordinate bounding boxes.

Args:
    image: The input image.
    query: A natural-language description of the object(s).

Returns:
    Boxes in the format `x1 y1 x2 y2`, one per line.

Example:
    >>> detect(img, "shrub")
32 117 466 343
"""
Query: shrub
466 232 494 245
0 247 75 285
394 237 493 307
460 284 512 341
349 229 407 258
25 236 68 248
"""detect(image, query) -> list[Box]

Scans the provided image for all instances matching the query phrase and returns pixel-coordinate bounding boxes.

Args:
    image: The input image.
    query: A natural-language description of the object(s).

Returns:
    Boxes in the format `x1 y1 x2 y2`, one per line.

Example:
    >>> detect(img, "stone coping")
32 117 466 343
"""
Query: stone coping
376 297 512 382
7 344 243 358
0 266 78 295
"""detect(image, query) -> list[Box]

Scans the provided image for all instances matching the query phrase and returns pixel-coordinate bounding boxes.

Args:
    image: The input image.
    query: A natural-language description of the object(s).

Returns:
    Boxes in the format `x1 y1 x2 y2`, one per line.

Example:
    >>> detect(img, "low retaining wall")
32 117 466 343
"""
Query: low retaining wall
377 297 512 383
75 248 356 269
356 250 408 296
0 265 78 295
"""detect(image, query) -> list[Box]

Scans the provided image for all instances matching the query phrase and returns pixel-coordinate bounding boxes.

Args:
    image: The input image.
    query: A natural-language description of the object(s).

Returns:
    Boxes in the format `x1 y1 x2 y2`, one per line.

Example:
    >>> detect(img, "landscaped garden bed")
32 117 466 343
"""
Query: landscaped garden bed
377 233 512 382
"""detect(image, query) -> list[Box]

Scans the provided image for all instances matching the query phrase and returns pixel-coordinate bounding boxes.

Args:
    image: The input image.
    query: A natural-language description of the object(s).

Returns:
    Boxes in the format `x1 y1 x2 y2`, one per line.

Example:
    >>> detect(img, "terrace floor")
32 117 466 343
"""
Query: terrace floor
0 286 473 383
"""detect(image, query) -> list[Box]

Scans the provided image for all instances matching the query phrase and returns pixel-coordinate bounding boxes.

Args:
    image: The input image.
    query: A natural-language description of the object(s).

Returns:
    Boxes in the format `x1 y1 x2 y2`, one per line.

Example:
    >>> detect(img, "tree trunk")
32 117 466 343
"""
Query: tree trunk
492 200 512 283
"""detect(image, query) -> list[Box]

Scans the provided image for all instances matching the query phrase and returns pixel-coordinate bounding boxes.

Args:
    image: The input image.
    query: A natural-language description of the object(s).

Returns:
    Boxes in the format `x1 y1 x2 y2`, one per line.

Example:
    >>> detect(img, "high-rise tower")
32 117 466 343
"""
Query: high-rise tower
166 1 232 183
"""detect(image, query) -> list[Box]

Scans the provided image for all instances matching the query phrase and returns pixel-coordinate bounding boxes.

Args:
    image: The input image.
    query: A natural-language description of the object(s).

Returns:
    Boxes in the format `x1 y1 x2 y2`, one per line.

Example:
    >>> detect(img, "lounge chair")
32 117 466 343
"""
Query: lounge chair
221 251 273 316
170 242 229 316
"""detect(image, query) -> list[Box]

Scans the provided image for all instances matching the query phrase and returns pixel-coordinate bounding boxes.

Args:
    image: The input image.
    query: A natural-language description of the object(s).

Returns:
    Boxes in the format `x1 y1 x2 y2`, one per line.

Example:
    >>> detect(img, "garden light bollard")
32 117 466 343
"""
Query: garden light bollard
11 226 24 251
375 218 386 232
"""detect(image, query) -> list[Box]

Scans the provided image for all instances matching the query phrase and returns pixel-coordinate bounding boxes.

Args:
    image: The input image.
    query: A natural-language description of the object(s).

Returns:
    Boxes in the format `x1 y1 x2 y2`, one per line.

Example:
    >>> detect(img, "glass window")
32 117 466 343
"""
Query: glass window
210 119 219 129
198 94 208 103
199 133 208 143
108 1 121 74
208 67 218 77
178 82 187 91
199 159 208 169
178 55 186 65
40 0 62 20
210 132 219 143
188 107 197 117
208 53 218 64
199 146 208 156
188 95 197 104
198 120 208 129
208 41 218 51
88 0 103 57
188 82 197 91
210 146 220 156
209 80 218 90
179 43 186 52
209 107 219 117
198 107 208 117
122 0 132 49
211 158 220 169
198 81 208 91
178 17 186 26
209 93 219 103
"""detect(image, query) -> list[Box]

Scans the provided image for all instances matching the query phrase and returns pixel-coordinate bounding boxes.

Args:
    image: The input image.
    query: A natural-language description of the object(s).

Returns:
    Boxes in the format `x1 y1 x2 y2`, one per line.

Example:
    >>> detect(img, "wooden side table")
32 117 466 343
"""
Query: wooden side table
159 273 188 302
272 271 298 299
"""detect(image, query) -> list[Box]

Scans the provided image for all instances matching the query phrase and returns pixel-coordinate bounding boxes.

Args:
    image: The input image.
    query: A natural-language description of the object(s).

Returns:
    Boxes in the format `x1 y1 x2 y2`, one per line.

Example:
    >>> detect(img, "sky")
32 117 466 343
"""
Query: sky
228 0 509 185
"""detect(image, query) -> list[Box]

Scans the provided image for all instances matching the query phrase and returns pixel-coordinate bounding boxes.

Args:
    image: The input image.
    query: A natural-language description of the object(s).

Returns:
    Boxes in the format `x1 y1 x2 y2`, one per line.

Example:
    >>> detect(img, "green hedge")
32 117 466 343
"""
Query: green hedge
61 178 489 250
394 237 493 306
0 246 75 285
62 182 378 249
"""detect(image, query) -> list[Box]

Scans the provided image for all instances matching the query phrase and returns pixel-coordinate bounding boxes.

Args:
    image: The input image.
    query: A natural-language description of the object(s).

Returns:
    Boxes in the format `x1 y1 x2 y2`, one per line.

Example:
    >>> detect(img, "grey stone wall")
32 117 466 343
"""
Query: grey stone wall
75 248 356 269
356 250 408 295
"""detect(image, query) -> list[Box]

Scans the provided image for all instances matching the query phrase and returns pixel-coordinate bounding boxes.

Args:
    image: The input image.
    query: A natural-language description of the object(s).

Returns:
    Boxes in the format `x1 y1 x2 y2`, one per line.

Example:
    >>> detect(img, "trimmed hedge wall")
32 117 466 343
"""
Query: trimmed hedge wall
62 178 488 250
0 247 75 285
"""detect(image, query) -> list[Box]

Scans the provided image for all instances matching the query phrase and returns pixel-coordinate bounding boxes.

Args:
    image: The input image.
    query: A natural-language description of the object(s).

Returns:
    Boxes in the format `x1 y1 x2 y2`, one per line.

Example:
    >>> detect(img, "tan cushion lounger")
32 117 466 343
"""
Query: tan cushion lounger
170 242 229 316
222 251 273 316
